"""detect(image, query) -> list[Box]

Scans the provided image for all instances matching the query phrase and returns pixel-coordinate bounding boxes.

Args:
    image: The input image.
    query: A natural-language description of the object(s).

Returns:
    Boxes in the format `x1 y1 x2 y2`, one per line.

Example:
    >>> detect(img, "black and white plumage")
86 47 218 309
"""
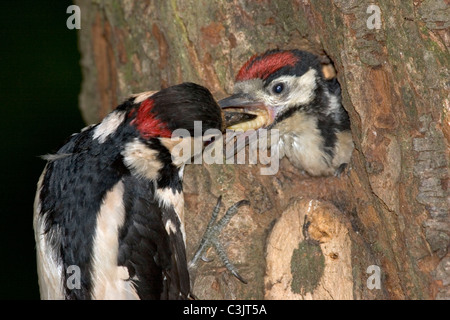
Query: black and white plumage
219 49 353 176
33 83 224 299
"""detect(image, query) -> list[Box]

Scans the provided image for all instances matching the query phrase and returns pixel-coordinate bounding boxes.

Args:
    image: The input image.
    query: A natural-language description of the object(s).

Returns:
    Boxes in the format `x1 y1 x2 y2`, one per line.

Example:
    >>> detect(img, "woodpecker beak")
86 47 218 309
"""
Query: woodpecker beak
220 93 273 131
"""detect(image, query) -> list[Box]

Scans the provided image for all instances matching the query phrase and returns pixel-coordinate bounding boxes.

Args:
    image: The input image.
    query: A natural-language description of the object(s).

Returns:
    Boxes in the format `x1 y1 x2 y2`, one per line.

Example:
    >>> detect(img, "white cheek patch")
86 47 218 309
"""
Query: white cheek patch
257 69 319 116
121 138 163 181
93 111 126 144
286 68 318 106
160 136 194 167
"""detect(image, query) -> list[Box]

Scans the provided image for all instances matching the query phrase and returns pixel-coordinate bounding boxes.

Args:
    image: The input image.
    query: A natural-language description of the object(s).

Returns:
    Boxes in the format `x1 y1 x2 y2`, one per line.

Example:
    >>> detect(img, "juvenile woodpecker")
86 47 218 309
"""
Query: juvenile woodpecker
219 49 353 176
34 82 246 300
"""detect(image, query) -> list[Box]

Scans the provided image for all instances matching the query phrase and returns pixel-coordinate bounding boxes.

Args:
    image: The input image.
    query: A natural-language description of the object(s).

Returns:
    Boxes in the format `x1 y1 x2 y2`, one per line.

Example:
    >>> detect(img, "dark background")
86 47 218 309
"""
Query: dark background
0 1 84 299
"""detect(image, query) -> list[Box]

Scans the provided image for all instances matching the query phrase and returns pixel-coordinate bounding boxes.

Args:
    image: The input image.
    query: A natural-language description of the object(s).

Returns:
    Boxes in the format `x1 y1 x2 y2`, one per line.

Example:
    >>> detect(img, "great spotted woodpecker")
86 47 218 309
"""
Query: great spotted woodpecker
33 82 247 300
219 49 353 176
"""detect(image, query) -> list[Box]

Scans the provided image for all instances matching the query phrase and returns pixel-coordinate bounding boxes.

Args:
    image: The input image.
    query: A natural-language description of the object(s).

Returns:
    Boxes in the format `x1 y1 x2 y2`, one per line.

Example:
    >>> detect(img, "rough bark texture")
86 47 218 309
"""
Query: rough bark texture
75 0 449 299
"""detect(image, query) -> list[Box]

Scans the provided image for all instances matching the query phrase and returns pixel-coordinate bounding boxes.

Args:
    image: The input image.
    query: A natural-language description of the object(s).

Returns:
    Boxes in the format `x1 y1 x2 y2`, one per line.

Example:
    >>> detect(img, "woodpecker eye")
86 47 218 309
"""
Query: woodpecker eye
272 83 284 94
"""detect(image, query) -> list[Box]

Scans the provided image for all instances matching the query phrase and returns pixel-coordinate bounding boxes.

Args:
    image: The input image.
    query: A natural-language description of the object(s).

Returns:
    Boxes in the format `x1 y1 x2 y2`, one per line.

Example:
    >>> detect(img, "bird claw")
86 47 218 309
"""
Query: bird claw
201 253 213 263
189 196 249 284
231 270 248 285
334 163 349 177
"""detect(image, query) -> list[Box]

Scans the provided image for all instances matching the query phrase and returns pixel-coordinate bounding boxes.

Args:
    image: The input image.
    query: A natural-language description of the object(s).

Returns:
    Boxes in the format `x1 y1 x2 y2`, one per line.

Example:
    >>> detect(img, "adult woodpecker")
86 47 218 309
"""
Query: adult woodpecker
34 82 247 300
219 49 353 176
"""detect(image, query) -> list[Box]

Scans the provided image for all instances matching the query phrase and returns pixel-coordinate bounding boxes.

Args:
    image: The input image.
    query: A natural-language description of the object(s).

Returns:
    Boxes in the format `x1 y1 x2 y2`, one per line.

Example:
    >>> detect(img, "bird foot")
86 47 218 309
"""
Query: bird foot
189 196 249 284
334 163 350 177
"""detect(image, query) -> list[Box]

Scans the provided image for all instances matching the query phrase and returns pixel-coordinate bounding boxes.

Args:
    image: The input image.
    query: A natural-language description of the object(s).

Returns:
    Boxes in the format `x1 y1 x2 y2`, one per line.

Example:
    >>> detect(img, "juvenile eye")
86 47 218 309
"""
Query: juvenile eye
272 83 284 94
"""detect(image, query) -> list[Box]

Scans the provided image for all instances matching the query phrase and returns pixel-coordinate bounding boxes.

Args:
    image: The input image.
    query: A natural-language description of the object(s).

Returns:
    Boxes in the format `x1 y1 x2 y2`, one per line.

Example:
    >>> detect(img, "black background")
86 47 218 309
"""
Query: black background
0 1 84 299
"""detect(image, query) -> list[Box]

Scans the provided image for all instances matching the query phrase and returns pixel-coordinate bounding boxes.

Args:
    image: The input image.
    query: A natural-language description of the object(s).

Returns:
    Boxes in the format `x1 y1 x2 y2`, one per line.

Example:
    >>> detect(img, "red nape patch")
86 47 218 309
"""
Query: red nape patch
131 99 172 138
236 51 300 82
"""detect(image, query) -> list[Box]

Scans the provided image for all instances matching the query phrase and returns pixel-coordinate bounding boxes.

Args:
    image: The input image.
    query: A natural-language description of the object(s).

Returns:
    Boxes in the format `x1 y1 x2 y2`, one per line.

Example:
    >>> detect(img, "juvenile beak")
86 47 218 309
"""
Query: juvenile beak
219 93 271 131
219 93 258 109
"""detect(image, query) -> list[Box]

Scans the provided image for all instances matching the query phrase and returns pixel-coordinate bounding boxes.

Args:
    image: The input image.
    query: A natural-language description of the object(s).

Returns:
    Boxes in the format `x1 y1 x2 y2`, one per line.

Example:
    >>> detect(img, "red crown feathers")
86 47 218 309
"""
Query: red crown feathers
236 51 299 82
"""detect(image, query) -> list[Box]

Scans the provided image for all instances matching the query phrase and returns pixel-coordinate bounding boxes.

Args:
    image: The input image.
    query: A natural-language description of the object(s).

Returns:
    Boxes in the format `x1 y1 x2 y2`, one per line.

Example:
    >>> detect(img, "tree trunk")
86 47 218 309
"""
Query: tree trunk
75 0 449 299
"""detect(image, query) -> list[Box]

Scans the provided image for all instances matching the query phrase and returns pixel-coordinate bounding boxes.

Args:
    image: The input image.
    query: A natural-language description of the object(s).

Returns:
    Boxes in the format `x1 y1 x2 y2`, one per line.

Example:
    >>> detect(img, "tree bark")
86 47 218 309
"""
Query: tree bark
75 0 449 299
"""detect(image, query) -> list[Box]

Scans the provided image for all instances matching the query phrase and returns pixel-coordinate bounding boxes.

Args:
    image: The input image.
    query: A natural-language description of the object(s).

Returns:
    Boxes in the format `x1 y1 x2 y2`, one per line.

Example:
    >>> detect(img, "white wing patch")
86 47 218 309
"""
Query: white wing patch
90 180 140 300
164 219 177 235
34 167 65 299
131 91 157 104
155 187 186 243
93 111 126 144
